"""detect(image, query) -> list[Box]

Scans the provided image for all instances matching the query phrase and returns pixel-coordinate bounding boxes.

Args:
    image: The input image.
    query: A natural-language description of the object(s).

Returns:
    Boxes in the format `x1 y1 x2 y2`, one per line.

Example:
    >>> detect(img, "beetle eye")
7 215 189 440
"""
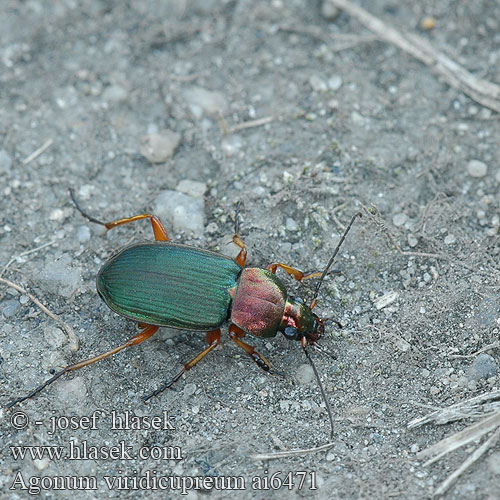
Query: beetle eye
283 327 300 340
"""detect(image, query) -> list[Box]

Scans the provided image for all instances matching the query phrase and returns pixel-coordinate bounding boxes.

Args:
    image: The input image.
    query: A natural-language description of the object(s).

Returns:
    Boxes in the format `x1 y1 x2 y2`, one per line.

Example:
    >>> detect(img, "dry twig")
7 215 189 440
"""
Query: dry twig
328 0 500 113
227 116 274 134
22 138 53 165
0 276 79 351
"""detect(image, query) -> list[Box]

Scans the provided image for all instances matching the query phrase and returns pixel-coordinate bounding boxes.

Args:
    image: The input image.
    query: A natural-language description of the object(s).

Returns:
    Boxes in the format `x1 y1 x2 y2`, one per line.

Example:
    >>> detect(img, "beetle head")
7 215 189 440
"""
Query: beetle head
280 297 324 345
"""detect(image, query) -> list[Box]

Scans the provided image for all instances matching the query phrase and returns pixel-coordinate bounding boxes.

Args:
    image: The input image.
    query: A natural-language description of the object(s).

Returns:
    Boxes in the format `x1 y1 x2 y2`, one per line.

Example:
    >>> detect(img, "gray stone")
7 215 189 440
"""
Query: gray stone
140 130 181 163
296 363 315 384
468 353 498 380
182 87 228 118
40 254 82 298
0 149 12 172
467 159 488 178
154 190 204 234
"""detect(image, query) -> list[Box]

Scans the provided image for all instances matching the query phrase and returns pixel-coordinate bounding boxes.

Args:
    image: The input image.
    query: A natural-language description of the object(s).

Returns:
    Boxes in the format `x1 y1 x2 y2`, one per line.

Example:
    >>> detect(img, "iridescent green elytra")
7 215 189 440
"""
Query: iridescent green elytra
97 242 242 330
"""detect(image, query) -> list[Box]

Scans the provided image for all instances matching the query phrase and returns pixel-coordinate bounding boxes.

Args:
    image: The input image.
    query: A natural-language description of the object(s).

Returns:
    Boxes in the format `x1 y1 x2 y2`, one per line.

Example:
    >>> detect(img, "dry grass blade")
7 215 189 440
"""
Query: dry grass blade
408 390 500 428
433 427 500 497
417 411 500 465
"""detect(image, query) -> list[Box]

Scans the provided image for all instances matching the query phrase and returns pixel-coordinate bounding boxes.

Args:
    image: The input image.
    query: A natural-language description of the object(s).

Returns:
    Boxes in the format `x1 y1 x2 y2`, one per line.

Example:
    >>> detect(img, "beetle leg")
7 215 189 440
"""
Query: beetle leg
231 201 247 267
69 188 169 241
7 325 159 409
228 324 272 372
266 263 322 282
143 329 221 402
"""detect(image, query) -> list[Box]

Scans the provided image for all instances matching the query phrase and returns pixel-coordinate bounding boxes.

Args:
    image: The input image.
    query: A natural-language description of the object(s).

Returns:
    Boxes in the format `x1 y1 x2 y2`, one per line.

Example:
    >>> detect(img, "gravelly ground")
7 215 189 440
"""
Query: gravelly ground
1 1 499 499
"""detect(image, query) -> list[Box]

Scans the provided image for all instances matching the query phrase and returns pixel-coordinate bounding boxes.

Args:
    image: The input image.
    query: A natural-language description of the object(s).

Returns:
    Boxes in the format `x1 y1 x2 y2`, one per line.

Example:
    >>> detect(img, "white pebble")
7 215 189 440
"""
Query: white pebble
467 159 487 178
392 213 407 227
444 234 456 245
49 208 65 221
176 180 207 199
374 291 399 310
407 234 418 247
309 75 328 92
77 225 91 242
154 190 204 234
182 87 228 118
328 75 342 91
140 130 181 164
286 218 298 231
296 363 315 384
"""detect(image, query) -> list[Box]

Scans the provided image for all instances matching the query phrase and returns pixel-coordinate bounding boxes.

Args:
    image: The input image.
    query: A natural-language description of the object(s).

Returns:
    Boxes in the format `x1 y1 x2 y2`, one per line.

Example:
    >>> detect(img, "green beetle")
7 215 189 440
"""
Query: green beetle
8 189 360 432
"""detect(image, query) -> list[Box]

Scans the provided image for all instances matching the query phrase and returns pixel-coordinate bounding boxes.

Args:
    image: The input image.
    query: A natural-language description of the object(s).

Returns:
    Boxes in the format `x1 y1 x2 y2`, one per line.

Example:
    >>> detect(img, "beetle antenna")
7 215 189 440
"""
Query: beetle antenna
68 187 108 226
303 346 334 439
310 212 361 309
234 201 242 235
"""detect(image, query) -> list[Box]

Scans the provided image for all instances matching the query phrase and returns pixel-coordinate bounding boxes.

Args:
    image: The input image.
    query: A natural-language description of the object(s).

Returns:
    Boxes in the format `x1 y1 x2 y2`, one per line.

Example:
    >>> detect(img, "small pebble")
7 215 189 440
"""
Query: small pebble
488 452 500 475
420 16 436 30
429 386 440 396
49 208 65 221
183 383 197 397
296 363 315 384
408 234 418 247
468 353 498 380
374 291 398 310
444 234 456 245
33 458 50 471
182 87 228 118
467 159 488 178
102 84 128 102
0 149 12 172
286 217 298 231
40 254 82 298
77 225 91 242
279 400 291 411
221 135 243 156
154 190 204 234
321 0 340 20
56 377 87 404
43 325 67 348
328 75 342 91
2 299 20 318
392 213 407 227
309 75 328 92
176 180 207 199
140 130 181 164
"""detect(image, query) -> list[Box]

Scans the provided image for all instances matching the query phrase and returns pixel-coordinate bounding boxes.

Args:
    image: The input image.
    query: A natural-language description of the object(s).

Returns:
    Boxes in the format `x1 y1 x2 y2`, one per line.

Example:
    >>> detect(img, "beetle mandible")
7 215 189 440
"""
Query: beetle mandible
8 189 361 431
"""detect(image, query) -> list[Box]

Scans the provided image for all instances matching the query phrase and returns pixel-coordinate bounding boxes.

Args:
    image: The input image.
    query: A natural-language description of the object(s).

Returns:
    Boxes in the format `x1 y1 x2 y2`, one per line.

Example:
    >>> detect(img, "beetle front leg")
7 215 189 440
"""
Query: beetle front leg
266 263 322 282
228 324 272 372
69 188 170 241
143 328 221 402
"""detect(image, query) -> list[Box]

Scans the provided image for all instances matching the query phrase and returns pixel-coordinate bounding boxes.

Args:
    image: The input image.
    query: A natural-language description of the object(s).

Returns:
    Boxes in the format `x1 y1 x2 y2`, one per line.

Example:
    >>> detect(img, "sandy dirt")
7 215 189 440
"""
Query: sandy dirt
1 1 499 499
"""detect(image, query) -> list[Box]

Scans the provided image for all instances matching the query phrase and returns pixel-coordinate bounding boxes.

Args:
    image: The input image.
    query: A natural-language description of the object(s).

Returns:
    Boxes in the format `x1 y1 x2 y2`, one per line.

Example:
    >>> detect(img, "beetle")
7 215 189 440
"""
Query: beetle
8 189 360 435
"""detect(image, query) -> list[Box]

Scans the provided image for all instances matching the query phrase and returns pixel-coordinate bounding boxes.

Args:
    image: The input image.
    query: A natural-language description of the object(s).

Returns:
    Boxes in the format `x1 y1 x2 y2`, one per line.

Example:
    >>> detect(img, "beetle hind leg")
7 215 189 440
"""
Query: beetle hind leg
143 328 221 402
69 188 169 241
7 324 159 409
